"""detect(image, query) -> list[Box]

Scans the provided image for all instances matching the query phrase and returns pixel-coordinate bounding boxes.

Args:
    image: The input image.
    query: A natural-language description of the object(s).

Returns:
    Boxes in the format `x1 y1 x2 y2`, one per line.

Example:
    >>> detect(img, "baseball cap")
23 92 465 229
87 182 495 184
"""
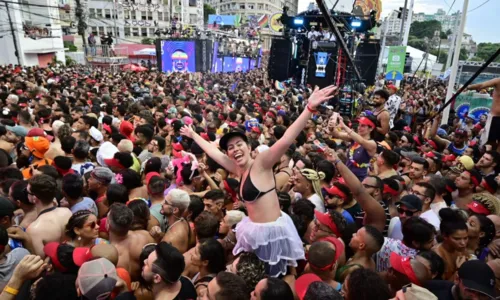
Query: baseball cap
104 152 133 170
314 211 341 237
91 167 114 185
400 151 419 161
455 129 468 138
77 258 119 300
295 273 322 300
0 197 15 217
6 125 27 137
396 194 423 211
397 284 437 300
25 136 50 158
458 260 495 298
450 156 474 174
27 128 54 141
390 253 421 285
44 242 93 272
442 154 456 163
89 126 103 142
467 201 490 215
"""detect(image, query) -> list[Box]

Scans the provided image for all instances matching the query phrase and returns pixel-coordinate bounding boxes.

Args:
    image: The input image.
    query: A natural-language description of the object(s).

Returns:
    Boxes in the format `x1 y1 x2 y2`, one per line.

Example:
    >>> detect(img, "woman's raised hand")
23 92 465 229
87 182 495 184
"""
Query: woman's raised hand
179 125 194 139
308 85 338 110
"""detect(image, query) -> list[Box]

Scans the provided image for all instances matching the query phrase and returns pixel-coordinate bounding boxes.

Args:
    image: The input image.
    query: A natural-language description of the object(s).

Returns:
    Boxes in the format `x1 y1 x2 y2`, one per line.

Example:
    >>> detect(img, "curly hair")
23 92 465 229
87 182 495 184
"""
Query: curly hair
236 252 266 291
328 210 348 238
65 210 93 240
346 268 391 300
472 193 500 215
473 214 496 256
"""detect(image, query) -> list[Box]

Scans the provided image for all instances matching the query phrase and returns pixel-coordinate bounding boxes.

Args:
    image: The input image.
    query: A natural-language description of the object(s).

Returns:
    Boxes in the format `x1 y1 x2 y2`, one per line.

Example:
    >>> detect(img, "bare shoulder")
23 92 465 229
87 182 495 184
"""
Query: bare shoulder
133 230 155 244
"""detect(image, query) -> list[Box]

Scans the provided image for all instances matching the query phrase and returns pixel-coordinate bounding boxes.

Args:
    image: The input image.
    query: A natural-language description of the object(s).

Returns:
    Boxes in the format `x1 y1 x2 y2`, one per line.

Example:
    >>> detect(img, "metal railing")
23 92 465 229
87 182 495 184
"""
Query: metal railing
84 44 128 58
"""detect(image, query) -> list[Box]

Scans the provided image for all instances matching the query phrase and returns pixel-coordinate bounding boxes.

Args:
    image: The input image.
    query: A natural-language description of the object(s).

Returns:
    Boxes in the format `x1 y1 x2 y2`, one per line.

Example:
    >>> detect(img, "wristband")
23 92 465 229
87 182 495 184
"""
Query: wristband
306 105 317 113
4 286 19 295
333 159 342 165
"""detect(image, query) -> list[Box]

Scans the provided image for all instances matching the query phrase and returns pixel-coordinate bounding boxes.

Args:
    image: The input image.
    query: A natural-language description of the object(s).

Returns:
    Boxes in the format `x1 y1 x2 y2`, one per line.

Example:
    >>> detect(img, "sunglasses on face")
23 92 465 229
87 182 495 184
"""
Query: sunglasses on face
85 221 97 229
397 206 418 216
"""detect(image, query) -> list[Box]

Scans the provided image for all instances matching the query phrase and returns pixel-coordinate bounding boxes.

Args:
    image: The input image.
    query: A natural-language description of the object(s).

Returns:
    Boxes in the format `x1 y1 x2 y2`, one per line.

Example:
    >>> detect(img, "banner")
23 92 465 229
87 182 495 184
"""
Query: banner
454 92 492 121
352 0 382 21
386 46 406 80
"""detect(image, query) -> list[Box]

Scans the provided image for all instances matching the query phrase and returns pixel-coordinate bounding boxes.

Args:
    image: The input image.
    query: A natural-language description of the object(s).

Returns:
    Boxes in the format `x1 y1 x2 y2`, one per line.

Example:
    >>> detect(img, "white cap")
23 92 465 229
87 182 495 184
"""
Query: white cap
89 126 103 142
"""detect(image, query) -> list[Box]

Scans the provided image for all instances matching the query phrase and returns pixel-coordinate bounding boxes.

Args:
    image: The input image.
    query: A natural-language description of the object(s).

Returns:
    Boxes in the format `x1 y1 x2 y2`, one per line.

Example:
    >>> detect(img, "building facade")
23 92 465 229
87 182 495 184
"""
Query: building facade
383 9 410 36
206 0 297 18
412 9 461 32
0 0 65 66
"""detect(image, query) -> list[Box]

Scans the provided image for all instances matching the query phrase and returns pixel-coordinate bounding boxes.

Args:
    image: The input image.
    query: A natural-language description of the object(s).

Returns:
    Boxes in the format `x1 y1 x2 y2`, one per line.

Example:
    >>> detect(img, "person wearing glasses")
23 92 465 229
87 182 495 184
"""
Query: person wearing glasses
388 195 423 240
64 210 107 248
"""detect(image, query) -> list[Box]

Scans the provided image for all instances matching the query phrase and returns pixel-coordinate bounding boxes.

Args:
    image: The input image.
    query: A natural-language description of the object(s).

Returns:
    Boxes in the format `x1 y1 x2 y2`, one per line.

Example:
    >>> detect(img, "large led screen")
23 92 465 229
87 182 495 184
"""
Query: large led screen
161 40 196 73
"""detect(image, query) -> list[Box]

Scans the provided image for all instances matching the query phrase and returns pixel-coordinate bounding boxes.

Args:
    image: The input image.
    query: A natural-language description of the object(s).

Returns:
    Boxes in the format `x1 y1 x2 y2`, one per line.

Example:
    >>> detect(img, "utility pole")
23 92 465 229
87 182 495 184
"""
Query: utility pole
399 0 408 45
402 0 414 46
378 17 388 74
445 15 459 70
75 0 87 47
442 0 469 125
5 3 20 65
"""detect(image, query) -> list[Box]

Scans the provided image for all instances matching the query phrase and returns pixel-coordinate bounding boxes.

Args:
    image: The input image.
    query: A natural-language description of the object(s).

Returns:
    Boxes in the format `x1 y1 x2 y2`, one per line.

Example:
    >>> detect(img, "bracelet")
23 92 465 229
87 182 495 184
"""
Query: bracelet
306 105 317 113
3 286 19 295
333 159 342 165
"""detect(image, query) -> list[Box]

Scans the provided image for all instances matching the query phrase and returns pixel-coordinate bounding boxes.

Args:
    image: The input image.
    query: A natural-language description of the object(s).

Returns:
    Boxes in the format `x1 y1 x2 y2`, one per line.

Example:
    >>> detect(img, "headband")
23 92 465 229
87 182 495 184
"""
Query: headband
266 111 276 119
482 180 495 194
358 117 375 128
465 171 480 187
384 184 399 196
325 186 347 200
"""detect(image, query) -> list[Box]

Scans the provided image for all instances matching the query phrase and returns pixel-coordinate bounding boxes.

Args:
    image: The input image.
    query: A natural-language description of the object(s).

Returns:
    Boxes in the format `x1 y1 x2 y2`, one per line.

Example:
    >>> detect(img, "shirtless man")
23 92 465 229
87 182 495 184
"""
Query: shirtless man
108 203 155 281
371 90 390 141
468 77 500 150
453 170 482 209
26 174 72 258
161 189 191 253
336 225 385 282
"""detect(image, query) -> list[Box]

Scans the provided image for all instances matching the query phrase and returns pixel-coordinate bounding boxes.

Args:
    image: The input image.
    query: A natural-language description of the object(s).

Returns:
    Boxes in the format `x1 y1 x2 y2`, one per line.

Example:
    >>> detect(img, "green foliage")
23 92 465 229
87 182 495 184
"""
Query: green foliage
65 56 76 66
63 41 77 52
408 36 426 51
429 48 469 64
204 4 216 24
475 43 500 62
409 20 442 39
141 38 154 45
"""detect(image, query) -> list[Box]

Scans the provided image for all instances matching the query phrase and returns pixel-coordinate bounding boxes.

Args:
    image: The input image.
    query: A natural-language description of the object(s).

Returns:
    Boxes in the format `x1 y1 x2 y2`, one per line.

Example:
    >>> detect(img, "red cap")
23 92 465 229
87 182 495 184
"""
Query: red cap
387 84 398 91
314 211 341 237
27 128 54 141
251 126 261 134
390 252 421 285
424 152 436 159
467 201 490 215
104 158 124 169
295 273 322 300
426 140 438 150
103 124 112 134
443 154 456 162
44 242 67 272
73 247 93 267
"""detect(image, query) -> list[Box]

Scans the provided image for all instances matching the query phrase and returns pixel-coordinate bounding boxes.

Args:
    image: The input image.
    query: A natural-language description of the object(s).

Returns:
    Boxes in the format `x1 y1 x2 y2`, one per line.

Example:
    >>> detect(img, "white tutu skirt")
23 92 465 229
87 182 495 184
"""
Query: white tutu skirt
233 212 305 277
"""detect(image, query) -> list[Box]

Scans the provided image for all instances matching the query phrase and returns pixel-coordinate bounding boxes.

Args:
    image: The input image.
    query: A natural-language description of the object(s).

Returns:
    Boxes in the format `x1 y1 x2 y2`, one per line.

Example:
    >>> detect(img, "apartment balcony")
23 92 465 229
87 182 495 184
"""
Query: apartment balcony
84 44 129 64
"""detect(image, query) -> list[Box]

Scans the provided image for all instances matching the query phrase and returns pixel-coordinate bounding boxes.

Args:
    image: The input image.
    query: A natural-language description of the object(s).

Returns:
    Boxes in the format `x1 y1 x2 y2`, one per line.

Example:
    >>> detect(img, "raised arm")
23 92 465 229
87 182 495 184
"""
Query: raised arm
429 115 450 147
339 119 377 156
326 149 386 232
180 126 238 175
257 85 338 169
468 78 500 91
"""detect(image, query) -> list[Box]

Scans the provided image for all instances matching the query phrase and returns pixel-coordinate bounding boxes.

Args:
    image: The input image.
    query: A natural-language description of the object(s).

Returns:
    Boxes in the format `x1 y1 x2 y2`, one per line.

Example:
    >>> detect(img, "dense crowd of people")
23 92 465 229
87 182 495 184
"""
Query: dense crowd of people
0 63 499 300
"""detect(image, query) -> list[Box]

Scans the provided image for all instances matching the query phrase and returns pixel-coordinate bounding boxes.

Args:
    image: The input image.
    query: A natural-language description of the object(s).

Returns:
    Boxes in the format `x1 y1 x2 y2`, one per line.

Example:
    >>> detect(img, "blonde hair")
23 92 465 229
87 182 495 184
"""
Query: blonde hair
300 168 326 202
118 139 134 153
168 189 191 212
225 210 245 227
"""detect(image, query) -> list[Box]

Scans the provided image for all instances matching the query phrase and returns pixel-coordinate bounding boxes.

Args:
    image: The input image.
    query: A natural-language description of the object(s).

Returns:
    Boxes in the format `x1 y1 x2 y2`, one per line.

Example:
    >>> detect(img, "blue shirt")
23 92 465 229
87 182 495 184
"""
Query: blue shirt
71 197 98 216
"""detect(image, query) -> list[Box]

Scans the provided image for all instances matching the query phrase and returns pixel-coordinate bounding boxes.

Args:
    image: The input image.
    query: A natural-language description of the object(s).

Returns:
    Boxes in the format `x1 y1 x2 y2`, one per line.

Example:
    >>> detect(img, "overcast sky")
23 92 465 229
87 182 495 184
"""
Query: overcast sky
296 0 499 43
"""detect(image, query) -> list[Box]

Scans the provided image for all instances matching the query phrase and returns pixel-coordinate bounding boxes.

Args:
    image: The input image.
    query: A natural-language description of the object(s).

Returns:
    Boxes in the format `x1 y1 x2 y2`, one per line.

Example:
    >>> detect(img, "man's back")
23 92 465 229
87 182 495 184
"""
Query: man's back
112 230 154 281
27 207 72 257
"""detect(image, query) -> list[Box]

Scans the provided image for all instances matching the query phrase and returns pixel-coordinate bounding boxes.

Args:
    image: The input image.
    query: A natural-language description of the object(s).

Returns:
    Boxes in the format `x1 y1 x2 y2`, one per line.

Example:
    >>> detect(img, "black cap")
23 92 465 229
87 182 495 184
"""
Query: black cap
0 197 15 218
219 130 248 151
458 260 495 298
396 194 423 211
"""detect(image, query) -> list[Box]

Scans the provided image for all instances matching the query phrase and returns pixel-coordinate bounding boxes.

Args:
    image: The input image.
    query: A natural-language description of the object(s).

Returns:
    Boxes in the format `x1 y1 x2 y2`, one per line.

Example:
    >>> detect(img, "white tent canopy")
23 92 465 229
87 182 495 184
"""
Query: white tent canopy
380 45 438 74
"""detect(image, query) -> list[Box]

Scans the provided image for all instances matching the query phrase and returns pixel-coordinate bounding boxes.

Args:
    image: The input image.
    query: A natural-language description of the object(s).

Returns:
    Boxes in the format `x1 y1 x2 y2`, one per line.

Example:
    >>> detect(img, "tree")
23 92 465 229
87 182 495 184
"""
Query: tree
204 4 216 24
408 36 426 51
475 43 500 62
409 20 442 40
141 38 154 45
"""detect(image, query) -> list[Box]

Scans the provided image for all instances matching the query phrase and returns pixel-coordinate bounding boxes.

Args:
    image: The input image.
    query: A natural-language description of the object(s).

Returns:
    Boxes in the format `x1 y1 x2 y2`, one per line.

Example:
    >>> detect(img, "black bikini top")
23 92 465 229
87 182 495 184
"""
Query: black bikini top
238 165 276 202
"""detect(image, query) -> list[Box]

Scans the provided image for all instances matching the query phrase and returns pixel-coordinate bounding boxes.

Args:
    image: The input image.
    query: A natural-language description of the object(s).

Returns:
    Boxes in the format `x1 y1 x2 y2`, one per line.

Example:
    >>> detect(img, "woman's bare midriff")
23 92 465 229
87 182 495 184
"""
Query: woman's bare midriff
245 195 282 223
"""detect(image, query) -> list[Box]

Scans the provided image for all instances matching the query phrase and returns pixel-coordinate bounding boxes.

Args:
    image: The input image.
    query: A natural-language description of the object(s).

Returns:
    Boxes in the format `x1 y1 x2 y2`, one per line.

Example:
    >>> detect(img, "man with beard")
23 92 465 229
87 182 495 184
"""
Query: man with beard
0 126 18 157
142 242 197 299
430 117 468 156
203 189 225 222
108 203 155 281
161 189 191 253
133 124 154 163
71 107 83 122
476 151 499 178
371 90 390 141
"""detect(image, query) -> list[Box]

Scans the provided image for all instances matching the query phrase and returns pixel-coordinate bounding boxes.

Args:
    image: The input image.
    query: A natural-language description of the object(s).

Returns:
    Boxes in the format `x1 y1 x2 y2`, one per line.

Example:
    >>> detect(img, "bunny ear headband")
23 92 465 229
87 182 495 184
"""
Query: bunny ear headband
172 152 199 186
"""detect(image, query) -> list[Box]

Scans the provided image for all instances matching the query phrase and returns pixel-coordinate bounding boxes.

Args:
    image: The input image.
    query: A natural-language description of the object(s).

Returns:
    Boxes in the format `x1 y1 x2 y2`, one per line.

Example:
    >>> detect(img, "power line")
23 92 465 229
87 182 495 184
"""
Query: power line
0 0 73 11
468 0 490 13
446 0 457 15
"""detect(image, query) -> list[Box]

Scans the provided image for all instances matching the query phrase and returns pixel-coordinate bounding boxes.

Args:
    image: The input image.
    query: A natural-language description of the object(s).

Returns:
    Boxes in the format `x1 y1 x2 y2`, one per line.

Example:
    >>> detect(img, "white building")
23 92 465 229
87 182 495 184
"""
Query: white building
84 0 201 45
0 0 65 66
206 0 298 18
383 9 411 36
412 9 460 33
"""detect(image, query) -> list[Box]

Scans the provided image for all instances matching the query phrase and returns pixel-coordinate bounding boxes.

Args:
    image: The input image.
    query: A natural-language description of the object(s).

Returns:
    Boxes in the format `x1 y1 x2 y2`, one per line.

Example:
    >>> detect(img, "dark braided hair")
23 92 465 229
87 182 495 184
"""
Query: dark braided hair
65 210 92 240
